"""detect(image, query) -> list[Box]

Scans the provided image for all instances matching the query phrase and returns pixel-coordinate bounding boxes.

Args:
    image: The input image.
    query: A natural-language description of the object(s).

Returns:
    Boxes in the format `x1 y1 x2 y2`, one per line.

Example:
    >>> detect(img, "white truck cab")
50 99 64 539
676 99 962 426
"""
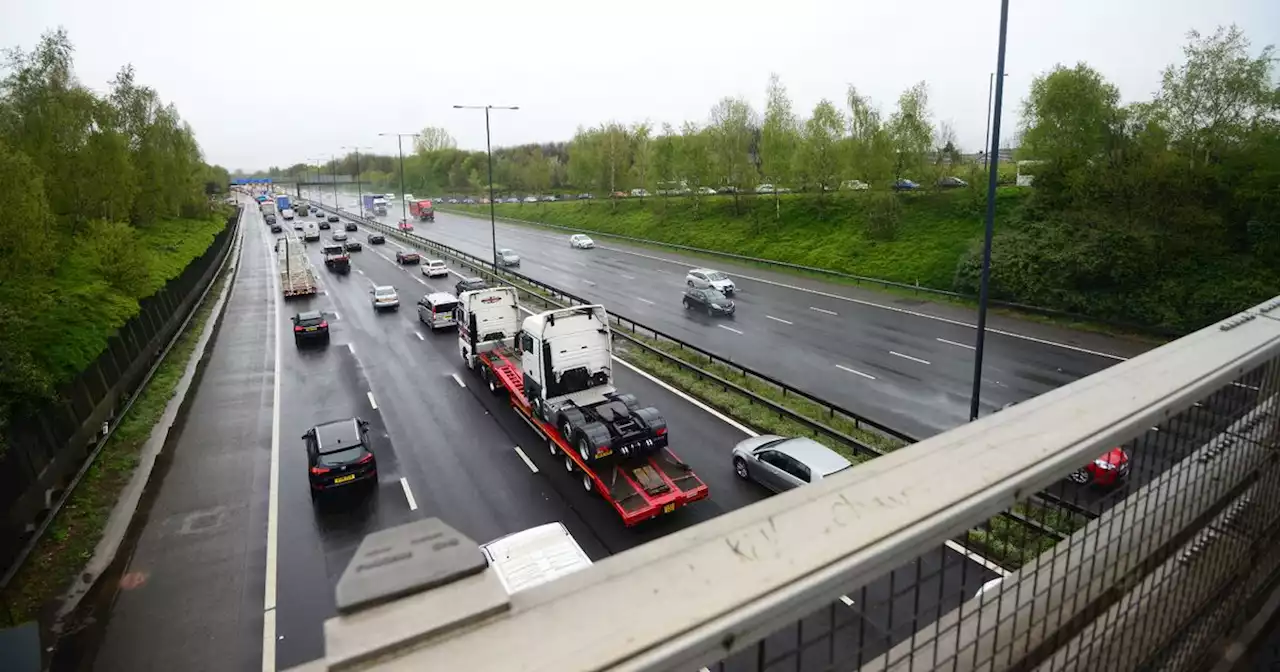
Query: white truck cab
457 287 522 370
480 523 592 595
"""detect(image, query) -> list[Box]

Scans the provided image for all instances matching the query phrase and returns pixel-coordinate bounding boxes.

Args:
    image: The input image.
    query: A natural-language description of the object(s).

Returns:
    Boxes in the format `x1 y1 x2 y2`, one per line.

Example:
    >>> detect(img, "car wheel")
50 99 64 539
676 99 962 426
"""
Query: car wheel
687 280 694 287
734 457 749 480
682 299 690 310
1068 468 1091 485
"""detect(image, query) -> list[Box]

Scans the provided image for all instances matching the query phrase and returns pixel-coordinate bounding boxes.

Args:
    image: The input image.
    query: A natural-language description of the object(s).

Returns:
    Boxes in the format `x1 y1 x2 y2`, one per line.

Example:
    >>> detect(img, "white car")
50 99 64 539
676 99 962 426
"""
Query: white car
523 196 538 203
686 268 736 295
569 234 595 249
403 193 416 202
370 285 399 311
384 193 395 201
755 184 791 194
697 186 717 195
332 231 347 241
630 188 650 197
422 259 449 277
842 180 870 191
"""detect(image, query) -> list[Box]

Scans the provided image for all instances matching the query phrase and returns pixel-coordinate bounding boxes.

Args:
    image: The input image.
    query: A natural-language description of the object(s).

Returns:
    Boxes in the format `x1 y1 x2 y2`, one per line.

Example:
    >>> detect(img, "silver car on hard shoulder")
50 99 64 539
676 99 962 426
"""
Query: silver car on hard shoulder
731 435 853 492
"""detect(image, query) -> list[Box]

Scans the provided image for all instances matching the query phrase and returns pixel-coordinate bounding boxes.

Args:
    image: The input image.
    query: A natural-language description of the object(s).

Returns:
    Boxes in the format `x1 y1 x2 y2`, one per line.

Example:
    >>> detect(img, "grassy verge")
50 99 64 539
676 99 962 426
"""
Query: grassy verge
969 501 1085 570
0 265 232 626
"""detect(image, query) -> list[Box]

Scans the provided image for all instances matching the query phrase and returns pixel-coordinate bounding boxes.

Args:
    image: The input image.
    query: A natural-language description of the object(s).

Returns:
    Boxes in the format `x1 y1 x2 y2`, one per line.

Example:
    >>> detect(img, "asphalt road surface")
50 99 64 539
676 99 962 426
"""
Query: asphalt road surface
306 190 1151 441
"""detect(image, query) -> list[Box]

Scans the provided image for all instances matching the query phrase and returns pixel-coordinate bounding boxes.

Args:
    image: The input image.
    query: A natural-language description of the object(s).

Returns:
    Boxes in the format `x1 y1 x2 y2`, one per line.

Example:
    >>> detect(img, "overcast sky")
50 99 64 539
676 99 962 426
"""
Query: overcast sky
4 0 1277 171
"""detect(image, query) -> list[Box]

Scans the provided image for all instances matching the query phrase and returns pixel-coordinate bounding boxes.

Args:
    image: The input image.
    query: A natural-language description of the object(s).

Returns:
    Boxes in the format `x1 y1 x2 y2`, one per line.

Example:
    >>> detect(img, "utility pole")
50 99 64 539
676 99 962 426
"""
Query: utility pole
343 145 373 216
379 133 420 222
454 105 519 266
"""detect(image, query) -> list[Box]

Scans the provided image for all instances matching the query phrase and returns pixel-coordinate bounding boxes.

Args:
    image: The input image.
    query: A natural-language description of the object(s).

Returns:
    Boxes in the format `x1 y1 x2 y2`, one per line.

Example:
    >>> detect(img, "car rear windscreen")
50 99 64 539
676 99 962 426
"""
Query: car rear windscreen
432 302 458 314
320 447 365 465
298 315 324 327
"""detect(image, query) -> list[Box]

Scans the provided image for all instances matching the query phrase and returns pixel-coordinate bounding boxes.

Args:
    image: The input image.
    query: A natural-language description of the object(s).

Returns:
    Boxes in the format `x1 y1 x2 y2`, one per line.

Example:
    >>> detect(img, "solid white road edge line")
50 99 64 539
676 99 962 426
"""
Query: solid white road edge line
946 540 1012 578
766 315 793 325
451 373 466 388
415 332 425 341
262 210 283 672
718 325 744 335
367 391 378 409
809 306 838 315
836 364 876 380
637 298 655 305
513 446 538 473
399 477 419 511
937 337 976 350
611 356 758 438
889 351 932 365
839 595 855 607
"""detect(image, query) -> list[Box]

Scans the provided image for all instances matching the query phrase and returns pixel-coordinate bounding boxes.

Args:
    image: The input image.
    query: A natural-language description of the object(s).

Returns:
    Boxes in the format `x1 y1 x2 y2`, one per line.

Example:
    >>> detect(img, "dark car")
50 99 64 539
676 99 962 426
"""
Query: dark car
891 179 921 191
345 222 358 231
937 176 968 189
265 214 277 225
292 310 330 346
683 287 735 317
396 250 421 265
327 214 340 223
344 240 363 252
368 233 385 244
270 223 283 233
303 418 377 500
577 193 593 200
455 277 488 295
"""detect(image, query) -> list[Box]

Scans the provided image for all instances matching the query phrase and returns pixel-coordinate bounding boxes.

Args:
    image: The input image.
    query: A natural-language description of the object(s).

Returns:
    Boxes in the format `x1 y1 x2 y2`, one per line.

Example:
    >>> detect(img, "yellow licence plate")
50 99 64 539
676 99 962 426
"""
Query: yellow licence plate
663 503 676 514
334 474 356 484
305 327 317 331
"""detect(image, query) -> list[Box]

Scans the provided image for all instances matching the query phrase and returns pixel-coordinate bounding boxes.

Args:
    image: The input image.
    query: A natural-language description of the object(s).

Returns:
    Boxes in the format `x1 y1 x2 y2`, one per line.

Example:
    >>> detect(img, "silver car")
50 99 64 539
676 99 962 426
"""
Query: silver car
370 285 399 311
497 248 520 267
731 435 852 492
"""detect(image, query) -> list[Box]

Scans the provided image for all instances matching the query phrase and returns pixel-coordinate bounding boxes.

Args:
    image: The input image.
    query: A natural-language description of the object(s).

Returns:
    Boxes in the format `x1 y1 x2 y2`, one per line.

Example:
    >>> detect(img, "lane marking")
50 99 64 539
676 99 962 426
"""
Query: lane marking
584 279 596 287
810 306 838 316
766 315 793 325
945 540 1011 577
836 364 876 380
890 351 932 365
621 274 636 280
513 445 538 473
332 311 340 321
718 324 744 335
839 595 855 607
348 343 356 354
451 373 466 388
637 298 655 305
356 268 365 275
261 209 283 672
367 391 378 409
415 332 425 341
400 477 418 511
937 337 975 350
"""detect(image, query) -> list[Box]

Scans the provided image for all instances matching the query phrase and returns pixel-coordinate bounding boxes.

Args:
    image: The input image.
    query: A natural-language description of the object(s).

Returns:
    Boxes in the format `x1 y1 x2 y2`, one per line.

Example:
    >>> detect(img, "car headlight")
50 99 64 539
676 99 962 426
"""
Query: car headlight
1094 459 1116 470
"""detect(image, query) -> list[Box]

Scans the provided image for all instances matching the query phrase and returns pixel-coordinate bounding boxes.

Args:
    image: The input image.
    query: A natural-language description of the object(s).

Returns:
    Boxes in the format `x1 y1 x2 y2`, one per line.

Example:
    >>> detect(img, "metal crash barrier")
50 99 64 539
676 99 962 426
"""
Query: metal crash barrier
287 206 1280 672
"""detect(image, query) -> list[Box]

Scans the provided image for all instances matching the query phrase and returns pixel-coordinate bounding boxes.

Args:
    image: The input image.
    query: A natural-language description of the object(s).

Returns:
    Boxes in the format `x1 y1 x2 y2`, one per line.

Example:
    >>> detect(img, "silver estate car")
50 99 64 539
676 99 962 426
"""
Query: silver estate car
731 435 852 492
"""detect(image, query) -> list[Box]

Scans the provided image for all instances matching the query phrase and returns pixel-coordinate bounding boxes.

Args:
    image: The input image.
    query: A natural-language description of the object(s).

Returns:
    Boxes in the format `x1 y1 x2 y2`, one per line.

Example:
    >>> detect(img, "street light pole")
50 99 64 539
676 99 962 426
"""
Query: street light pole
342 145 373 216
330 154 339 206
969 0 1011 422
379 133 420 222
983 72 1008 172
455 104 519 267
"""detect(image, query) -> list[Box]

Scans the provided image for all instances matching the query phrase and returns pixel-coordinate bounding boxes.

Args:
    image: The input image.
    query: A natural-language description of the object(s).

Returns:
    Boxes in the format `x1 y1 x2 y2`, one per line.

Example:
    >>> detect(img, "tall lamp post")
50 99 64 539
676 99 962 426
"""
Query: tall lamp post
306 156 326 201
328 154 340 206
969 0 1011 421
343 145 373 216
454 104 519 266
983 72 1009 171
378 133 420 222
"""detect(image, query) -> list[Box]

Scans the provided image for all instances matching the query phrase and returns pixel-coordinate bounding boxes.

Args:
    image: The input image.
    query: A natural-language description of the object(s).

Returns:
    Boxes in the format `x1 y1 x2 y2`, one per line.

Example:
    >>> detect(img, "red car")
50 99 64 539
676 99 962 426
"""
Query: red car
1069 447 1130 486
398 218 414 232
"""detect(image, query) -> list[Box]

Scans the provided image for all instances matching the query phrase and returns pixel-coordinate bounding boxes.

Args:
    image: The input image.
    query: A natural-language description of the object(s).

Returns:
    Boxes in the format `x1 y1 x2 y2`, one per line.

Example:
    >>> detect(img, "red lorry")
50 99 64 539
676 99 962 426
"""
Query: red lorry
409 199 435 222
458 288 708 525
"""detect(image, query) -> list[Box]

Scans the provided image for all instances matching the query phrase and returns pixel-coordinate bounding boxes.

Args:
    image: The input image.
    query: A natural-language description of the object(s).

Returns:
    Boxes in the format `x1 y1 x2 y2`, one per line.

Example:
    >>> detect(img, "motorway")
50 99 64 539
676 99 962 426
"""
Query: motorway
307 190 1151 441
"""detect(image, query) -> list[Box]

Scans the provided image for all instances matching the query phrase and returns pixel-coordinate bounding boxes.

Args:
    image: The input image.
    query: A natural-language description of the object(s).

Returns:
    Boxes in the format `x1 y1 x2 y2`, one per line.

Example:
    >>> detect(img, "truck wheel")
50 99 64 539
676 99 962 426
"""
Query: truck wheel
548 440 557 456
577 436 594 464
564 455 574 472
581 472 594 494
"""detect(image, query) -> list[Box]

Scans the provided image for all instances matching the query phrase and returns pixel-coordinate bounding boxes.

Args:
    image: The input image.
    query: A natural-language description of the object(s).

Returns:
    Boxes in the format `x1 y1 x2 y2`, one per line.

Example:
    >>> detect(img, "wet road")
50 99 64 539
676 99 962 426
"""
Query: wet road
306 191 1151 440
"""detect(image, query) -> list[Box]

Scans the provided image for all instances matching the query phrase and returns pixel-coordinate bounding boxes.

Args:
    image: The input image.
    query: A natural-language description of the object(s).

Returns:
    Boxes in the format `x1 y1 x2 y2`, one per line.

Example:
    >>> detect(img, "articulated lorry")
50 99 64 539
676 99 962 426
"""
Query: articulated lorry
362 194 388 216
458 287 708 524
277 235 318 298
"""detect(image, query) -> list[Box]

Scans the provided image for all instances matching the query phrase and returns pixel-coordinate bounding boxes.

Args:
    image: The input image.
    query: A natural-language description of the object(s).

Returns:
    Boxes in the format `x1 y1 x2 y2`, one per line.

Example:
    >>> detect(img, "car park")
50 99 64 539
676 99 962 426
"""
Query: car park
396 250 421 265
417 292 459 330
370 285 399 311
367 233 385 244
683 287 735 317
731 435 852 493
344 240 362 252
454 277 487 295
332 231 347 241
345 222 358 231
422 259 449 277
569 234 595 249
303 418 377 501
292 310 330 346
496 248 520 267
686 268 736 295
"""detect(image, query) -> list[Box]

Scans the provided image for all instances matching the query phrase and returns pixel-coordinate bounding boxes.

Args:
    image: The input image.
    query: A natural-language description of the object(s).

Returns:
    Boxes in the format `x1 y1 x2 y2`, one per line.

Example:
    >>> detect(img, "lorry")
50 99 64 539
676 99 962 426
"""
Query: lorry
277 236 318 298
458 288 708 525
322 243 350 274
409 199 435 222
362 194 388 216
276 195 291 213
260 201 278 217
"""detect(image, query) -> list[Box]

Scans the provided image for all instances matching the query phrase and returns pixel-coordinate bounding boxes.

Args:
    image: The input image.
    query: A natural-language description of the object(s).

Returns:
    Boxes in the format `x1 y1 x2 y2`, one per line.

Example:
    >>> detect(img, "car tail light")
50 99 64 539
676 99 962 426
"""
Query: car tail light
357 453 374 464
656 427 667 436
293 325 304 332
319 321 328 329
310 466 330 475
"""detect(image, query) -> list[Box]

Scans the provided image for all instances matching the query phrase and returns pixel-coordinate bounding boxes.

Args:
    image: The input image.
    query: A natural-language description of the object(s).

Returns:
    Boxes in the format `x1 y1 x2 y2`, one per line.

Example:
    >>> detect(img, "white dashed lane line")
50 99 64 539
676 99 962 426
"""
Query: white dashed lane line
513 446 538 473
936 337 975 350
637 298 656 305
810 306 838 316
718 325 744 335
347 343 356 354
451 373 466 388
415 332 424 341
399 477 418 511
889 351 932 365
836 364 876 380
367 391 378 410
766 315 793 325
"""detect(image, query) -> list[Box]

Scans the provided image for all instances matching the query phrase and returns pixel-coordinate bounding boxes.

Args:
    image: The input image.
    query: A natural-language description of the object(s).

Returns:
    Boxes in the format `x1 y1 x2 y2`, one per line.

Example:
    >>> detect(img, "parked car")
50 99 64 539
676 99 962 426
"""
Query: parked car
569 234 595 249
891 179 921 191
422 259 449 277
332 231 347 241
522 196 538 203
292 310 330 347
505 197 520 203
754 184 791 194
686 268 736 295
541 195 556 202
496 248 521 267
841 180 870 191
303 418 377 500
370 285 399 311
367 233 385 245
345 222 358 231
937 176 969 188
462 198 477 205
630 188 650 197
717 186 738 194
611 191 628 198
683 287 736 317
731 435 853 492
577 193 593 200
344 240 362 252
697 187 717 195
455 277 488 295
396 250 421 265
447 198 459 204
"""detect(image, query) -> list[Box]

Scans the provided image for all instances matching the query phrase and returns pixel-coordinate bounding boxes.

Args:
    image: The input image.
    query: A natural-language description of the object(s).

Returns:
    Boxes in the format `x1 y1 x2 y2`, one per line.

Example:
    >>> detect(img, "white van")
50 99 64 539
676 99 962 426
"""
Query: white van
302 222 320 241
480 523 593 595
416 292 458 330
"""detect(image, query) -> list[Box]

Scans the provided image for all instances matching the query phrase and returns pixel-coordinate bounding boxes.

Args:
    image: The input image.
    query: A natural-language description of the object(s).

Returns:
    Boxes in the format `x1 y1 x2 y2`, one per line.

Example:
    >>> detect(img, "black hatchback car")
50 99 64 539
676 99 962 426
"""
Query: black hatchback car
292 310 330 346
344 222 358 231
683 287 736 317
455 277 488 295
303 418 377 500
327 214 340 223
367 233 385 244
344 240 363 252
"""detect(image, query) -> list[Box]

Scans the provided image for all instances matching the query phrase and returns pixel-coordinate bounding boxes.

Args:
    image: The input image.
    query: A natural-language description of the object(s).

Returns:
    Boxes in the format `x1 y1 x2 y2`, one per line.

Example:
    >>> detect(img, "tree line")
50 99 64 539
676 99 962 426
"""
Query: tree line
0 29 229 445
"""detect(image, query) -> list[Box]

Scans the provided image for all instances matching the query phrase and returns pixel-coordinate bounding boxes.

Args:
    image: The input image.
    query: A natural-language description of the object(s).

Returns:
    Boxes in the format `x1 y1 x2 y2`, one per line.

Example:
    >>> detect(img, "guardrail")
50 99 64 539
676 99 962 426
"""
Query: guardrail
437 204 1180 338
287 294 1280 672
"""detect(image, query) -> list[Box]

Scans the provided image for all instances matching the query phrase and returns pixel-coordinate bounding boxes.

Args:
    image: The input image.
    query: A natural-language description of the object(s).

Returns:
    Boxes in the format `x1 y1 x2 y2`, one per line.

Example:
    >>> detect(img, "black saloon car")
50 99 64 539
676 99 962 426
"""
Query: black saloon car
683 287 735 317
345 222 358 231
303 418 377 500
292 310 330 346
367 233 385 244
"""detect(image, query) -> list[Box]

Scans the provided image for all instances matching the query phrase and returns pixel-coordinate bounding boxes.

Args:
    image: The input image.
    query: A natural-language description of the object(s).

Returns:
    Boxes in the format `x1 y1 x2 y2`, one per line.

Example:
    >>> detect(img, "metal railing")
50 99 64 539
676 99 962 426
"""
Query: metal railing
286 294 1280 672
